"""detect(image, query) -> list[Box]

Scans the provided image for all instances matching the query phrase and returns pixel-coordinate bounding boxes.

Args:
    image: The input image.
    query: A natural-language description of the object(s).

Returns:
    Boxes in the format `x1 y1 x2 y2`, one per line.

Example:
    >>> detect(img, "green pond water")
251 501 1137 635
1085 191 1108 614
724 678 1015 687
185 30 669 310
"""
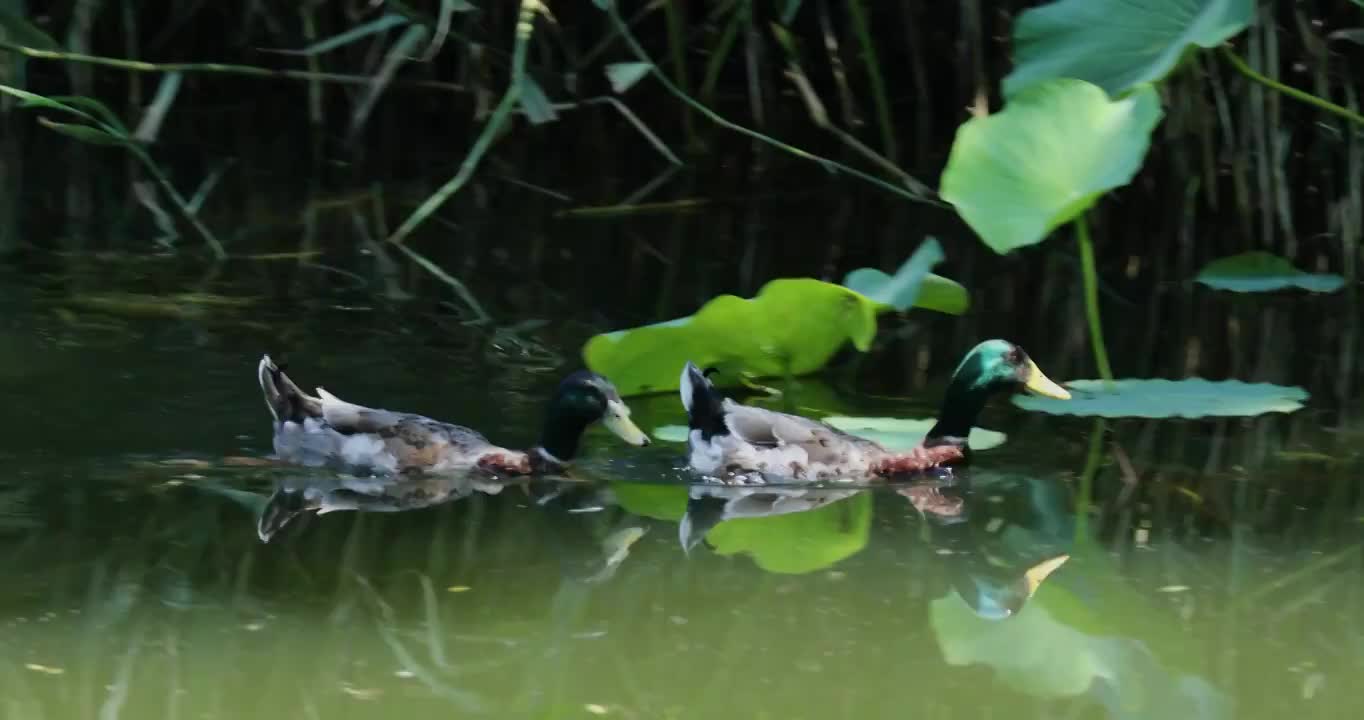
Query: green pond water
0 258 1361 720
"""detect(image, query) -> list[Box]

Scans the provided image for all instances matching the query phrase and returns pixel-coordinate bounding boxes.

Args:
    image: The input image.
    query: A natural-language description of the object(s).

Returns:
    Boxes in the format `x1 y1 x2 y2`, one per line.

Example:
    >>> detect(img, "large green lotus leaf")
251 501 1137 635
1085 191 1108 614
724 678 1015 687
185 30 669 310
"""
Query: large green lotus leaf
1195 251 1345 293
586 239 968 396
1013 378 1308 418
820 416 1008 451
940 80 1163 254
585 279 954 397
706 491 871 575
1003 0 1253 99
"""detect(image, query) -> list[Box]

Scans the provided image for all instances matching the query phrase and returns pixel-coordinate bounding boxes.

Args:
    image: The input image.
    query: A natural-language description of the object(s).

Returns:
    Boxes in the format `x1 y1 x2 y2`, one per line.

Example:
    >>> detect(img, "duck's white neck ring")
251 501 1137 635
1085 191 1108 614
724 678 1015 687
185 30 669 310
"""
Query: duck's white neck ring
533 446 566 467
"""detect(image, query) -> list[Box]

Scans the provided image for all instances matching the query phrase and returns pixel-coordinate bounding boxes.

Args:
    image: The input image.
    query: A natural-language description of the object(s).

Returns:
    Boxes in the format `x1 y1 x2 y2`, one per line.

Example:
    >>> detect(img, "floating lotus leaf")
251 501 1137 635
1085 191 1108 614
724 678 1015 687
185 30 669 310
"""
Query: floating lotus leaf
1012 378 1308 418
940 80 1163 254
1002 0 1253 99
1194 252 1345 293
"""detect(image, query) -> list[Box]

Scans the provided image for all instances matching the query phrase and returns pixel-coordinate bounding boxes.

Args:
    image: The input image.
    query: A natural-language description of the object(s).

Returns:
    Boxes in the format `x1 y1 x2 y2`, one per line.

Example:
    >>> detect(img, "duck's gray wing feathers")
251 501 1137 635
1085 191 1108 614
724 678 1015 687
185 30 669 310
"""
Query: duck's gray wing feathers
720 400 885 465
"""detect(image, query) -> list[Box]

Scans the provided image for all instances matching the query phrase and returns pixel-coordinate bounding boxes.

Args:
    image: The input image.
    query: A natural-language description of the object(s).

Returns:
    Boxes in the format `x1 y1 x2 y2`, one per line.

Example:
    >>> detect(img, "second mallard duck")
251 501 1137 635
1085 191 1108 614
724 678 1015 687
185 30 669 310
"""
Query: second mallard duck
257 355 649 477
679 339 1070 484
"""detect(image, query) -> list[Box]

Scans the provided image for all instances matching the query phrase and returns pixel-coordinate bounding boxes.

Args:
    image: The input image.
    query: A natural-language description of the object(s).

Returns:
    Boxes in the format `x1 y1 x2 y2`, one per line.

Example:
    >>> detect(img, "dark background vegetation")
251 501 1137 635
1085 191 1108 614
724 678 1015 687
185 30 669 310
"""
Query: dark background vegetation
0 1 1360 394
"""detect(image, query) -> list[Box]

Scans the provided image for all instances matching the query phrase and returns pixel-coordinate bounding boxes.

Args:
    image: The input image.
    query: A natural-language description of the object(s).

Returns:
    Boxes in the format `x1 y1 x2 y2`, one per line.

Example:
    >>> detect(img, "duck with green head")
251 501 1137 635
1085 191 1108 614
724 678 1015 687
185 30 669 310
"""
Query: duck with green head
678 339 1069 484
257 356 650 477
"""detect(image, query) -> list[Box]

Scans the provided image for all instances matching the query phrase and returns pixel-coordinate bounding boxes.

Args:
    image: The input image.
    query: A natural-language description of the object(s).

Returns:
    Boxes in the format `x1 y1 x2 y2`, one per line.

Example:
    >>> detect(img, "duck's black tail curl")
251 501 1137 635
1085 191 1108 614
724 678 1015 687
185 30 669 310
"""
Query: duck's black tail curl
258 354 321 425
257 487 308 543
679 361 728 440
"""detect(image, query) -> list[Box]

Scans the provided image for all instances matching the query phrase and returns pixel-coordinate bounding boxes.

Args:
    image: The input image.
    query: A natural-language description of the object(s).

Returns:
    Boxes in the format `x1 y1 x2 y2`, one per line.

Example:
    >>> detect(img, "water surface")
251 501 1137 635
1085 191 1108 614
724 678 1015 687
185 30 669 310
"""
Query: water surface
1 261 1361 720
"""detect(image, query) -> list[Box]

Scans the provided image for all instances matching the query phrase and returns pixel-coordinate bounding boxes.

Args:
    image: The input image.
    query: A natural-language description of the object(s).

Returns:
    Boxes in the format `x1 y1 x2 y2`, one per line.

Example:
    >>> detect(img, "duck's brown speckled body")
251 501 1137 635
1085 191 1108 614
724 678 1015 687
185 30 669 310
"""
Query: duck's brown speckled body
677 339 1070 485
257 355 648 478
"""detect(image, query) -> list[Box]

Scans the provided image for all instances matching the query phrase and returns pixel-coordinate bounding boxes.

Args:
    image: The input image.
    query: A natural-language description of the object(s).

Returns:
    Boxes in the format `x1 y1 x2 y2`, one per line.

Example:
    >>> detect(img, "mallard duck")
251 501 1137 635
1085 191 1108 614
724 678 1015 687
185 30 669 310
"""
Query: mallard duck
257 355 649 478
678 339 1070 484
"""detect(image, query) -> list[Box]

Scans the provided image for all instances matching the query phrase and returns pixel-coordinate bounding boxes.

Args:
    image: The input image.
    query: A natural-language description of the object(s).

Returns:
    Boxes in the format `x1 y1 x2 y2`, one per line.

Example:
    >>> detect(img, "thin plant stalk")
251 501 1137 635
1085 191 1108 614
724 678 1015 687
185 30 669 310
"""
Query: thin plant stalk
1074 418 1107 544
699 1 745 104
846 0 895 161
386 0 538 247
385 85 517 247
1075 213 1114 384
0 39 468 94
663 0 696 145
1220 46 1364 127
604 5 936 206
119 141 225 258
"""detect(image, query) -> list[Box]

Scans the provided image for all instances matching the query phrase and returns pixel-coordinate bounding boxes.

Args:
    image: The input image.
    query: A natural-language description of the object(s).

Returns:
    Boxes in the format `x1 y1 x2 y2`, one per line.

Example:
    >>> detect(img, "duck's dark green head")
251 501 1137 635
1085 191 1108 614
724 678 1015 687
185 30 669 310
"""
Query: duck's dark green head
538 371 649 463
950 339 1070 399
926 340 1069 445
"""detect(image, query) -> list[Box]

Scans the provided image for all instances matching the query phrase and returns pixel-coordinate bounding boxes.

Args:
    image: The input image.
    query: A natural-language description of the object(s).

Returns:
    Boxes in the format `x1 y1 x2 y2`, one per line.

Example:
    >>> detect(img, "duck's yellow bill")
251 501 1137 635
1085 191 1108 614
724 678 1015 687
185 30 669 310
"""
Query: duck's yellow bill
1022 554 1070 597
603 400 651 446
1023 359 1071 400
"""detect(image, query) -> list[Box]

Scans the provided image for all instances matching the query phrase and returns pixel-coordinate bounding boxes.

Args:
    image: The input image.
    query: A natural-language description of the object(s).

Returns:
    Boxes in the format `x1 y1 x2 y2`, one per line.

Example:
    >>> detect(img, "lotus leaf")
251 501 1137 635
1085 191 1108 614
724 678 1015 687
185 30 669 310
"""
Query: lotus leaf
940 79 1163 254
1012 378 1308 418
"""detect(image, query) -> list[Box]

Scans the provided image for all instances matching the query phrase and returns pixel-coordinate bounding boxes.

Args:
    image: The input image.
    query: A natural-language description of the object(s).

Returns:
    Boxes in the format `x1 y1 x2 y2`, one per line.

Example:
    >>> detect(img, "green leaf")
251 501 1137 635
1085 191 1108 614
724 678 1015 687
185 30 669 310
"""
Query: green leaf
517 75 558 125
1194 252 1345 293
37 119 127 147
0 85 95 124
46 96 130 134
1012 378 1308 418
585 241 969 397
820 416 1008 452
584 278 880 396
1002 0 1254 99
706 491 871 574
842 237 968 313
0 10 59 50
605 62 652 94
940 79 1163 254
293 13 410 56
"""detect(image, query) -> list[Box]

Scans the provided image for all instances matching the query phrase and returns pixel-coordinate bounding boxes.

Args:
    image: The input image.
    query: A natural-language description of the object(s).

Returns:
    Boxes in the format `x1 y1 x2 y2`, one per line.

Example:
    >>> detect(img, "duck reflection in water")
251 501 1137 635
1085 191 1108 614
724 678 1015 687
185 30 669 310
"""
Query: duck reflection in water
678 485 864 554
902 472 1071 620
255 470 564 542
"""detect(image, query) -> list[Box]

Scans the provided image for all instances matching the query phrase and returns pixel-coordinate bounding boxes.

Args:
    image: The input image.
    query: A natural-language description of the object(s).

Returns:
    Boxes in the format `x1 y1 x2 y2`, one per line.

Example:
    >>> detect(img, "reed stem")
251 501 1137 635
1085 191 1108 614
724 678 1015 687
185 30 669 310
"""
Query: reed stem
1076 212 1114 384
1220 46 1364 127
